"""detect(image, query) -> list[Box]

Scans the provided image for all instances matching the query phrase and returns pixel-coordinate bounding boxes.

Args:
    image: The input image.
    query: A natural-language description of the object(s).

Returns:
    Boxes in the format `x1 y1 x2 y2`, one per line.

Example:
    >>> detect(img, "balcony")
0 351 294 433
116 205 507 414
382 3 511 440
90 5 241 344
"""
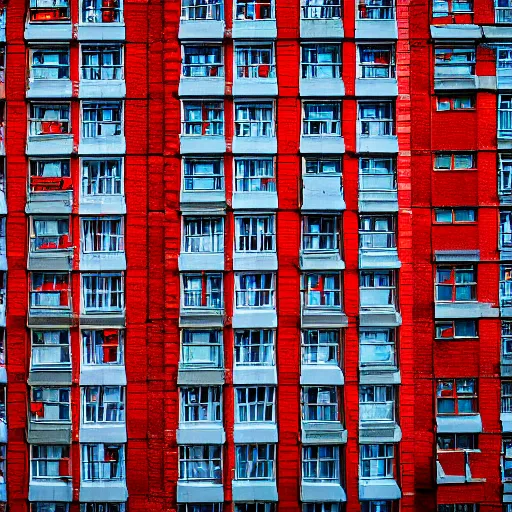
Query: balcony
179 1 225 40
434 47 479 91
233 162 277 210
25 0 72 41
77 0 125 40
360 271 400 327
27 106 73 156
80 274 125 327
302 169 344 211
355 2 397 40
232 1 276 39
357 103 398 154
359 229 400 269
301 418 347 444
300 227 344 272
300 1 343 39
233 63 278 97
28 274 72 327
180 274 224 328
80 47 126 98
80 233 126 272
232 276 277 329
181 127 226 155
359 171 398 213
79 104 126 155
179 50 225 97
28 337 72 387
28 234 73 272
356 47 397 97
359 329 400 384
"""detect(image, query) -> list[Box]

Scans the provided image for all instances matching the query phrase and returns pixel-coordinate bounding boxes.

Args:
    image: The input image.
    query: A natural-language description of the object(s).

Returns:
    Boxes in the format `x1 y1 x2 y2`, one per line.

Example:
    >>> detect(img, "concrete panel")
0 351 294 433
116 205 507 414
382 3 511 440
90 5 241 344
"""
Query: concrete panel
300 253 345 271
437 414 482 433
28 370 72 386
302 175 345 211
178 20 225 40
300 365 344 385
179 253 225 272
233 366 277 385
356 79 397 97
359 479 401 500
357 135 399 154
233 79 278 97
300 136 345 155
435 302 499 319
233 253 278 271
177 425 226 445
300 482 346 502
232 136 277 155
177 483 224 503
79 482 128 502
27 191 73 215
232 192 277 210
179 77 225 97
355 19 397 39
80 423 127 443
28 251 73 272
430 24 482 40
232 20 277 39
300 18 343 39
25 23 73 41
234 423 278 443
26 136 74 156
80 365 127 386
300 79 345 98
27 80 73 99
79 80 126 99
232 481 278 502
177 369 225 386
79 137 126 156
77 24 126 41
27 422 72 444
181 136 226 155
28 482 73 502
232 309 277 329
301 422 347 445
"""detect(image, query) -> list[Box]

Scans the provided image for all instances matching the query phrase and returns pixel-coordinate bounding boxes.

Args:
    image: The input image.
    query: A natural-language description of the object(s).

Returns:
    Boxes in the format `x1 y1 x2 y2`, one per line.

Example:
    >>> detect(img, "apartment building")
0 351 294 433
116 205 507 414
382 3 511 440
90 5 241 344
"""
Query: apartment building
0 0 509 511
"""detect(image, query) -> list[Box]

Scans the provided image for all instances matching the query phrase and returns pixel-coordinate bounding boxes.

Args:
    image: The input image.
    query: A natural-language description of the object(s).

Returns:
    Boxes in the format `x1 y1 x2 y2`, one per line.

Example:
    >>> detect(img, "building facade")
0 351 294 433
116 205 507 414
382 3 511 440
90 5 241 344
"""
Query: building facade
0 0 510 511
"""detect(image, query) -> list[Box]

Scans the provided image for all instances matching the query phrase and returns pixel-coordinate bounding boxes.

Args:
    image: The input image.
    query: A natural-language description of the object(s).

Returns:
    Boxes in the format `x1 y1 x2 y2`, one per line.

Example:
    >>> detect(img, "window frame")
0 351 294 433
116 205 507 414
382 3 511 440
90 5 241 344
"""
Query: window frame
436 378 478 416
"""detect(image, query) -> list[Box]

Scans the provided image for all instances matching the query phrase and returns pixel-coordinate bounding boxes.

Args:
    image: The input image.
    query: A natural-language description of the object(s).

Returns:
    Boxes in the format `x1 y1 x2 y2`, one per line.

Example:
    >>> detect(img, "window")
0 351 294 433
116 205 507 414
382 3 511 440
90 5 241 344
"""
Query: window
30 48 69 80
359 102 394 137
496 0 512 23
31 330 70 369
30 217 71 251
437 434 477 450
235 329 275 366
502 211 512 249
31 504 70 512
303 102 341 136
303 505 340 512
82 217 124 253
236 45 275 79
82 159 123 196
358 0 394 19
181 0 223 20
502 265 512 307
360 328 395 366
360 444 394 478
304 157 341 175
435 208 476 224
436 379 478 415
302 386 338 421
30 273 70 309
359 215 395 249
235 216 275 253
359 157 396 191
503 381 512 413
30 387 70 422
302 445 339 482
182 101 224 136
29 0 70 21
435 320 477 339
435 266 476 302
81 45 123 80
81 444 124 481
500 154 512 195
182 45 223 78
302 44 341 79
235 444 275 480
84 386 125 423
83 273 124 313
31 446 70 480
30 159 71 193
504 321 512 358
181 329 223 368
183 217 224 253
504 438 512 481
183 158 223 191
235 0 273 20
182 273 223 309
437 96 474 111
83 329 124 365
236 505 275 512
0 387 5 424
179 445 222 482
235 102 274 137
358 45 395 79
29 104 70 136
302 215 338 252
235 273 275 308
360 270 396 309
435 47 476 77
302 273 341 308
82 0 122 23
82 102 123 138
301 0 341 19
81 505 125 512
181 386 221 422
434 153 475 171
438 506 478 512
501 95 512 139
234 158 275 192
302 329 339 365
433 0 473 16
359 385 395 423
361 503 393 512
236 386 275 422
178 506 221 512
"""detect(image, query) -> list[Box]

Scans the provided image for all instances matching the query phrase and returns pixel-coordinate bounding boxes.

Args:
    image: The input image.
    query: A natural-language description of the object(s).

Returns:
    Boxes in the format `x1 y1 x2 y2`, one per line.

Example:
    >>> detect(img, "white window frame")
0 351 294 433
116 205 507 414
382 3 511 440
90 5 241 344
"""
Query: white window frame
302 101 341 136
182 44 224 78
359 328 395 367
302 215 338 252
29 103 71 137
81 0 123 23
182 273 223 309
235 44 275 79
30 47 70 80
30 217 70 252
434 46 476 78
359 215 396 250
82 329 124 365
235 273 275 308
234 157 276 192
180 0 223 21
30 386 71 423
81 443 125 482
359 385 395 423
302 273 341 309
81 44 124 81
357 44 395 79
30 272 70 310
183 157 224 192
301 43 341 79
235 386 275 422
357 0 395 19
182 100 224 136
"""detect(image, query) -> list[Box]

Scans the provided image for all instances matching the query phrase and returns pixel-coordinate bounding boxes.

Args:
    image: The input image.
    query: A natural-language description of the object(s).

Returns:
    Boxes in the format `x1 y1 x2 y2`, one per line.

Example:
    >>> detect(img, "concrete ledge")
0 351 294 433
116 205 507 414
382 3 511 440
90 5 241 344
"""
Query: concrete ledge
359 311 401 327
177 483 224 503
300 136 345 155
301 482 346 502
359 423 401 443
178 369 225 386
27 79 72 99
28 370 72 386
29 481 72 502
300 365 343 385
25 23 72 41
80 252 126 272
80 423 127 443
179 310 225 328
80 365 126 386
79 481 128 502
79 137 126 156
232 480 278 502
28 251 73 272
233 79 278 97
232 192 277 210
177 424 226 445
26 136 74 156
79 80 126 99
356 79 397 97
300 253 345 271
233 253 278 272
300 78 345 98
178 20 225 40
301 422 347 445
79 313 125 328
300 18 343 39
301 310 348 329
359 250 400 270
232 19 277 39
179 253 225 272
359 479 401 501
233 366 277 385
437 414 482 433
77 24 125 41
430 24 482 40
79 196 126 215
302 175 345 211
27 422 72 444
357 136 398 154
232 309 277 329
179 78 225 97
234 423 278 443
355 19 397 39
435 302 499 319
359 367 400 385
232 137 277 155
